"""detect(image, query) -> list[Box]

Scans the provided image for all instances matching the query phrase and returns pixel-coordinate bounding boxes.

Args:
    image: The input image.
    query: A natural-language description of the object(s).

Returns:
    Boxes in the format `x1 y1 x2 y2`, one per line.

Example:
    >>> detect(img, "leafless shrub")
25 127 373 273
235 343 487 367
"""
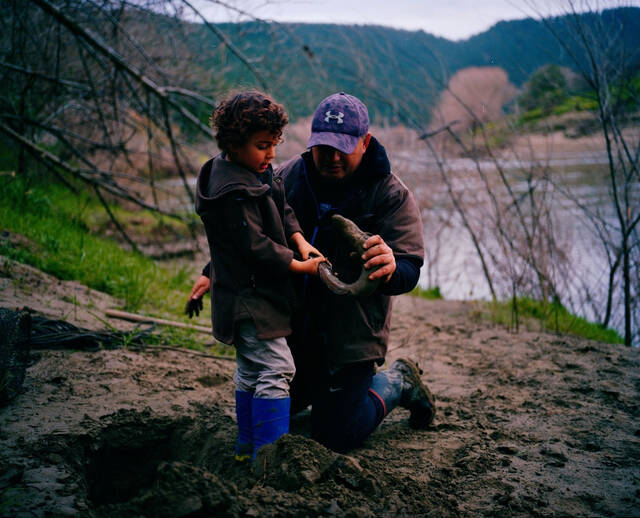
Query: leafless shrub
429 67 517 153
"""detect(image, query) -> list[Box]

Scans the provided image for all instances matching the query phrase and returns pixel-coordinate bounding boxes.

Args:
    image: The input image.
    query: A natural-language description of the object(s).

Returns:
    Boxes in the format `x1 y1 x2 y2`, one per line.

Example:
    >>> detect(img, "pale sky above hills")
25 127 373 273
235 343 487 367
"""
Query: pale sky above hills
193 0 636 40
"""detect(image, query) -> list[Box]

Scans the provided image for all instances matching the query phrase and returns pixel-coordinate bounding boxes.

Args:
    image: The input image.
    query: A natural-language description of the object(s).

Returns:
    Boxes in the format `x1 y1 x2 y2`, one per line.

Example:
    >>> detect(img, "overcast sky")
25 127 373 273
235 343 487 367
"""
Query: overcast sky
194 0 637 40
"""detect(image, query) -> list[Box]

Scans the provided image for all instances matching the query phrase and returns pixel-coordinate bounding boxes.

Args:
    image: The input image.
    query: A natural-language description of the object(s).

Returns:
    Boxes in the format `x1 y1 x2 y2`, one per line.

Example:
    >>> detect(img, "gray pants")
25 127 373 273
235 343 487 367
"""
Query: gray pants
234 320 295 399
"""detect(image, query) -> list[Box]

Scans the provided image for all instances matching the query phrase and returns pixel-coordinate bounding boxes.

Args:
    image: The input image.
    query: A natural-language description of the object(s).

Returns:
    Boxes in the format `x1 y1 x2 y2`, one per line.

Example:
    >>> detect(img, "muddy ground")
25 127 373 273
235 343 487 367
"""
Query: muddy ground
1 256 640 517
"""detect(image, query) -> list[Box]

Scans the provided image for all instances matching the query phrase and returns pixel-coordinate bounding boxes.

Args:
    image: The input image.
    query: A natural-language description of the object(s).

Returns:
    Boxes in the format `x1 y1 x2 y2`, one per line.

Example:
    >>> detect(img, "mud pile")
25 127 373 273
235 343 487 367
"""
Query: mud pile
1 402 441 517
1 293 639 517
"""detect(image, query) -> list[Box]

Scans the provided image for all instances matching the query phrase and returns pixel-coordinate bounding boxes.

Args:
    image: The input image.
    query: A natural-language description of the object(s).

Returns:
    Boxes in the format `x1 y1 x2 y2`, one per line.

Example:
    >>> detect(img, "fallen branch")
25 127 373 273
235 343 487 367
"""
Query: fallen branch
106 309 212 334
419 120 460 139
129 343 235 361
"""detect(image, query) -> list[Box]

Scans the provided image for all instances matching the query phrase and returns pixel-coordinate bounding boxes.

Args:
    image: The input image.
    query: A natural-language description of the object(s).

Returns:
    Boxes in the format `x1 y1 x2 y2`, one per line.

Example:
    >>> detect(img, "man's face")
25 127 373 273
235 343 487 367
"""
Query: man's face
311 134 371 181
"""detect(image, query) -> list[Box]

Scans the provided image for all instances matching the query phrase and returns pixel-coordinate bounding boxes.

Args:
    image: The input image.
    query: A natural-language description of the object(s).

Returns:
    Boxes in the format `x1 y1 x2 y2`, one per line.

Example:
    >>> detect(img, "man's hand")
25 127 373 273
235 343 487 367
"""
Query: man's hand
362 235 396 282
185 275 210 318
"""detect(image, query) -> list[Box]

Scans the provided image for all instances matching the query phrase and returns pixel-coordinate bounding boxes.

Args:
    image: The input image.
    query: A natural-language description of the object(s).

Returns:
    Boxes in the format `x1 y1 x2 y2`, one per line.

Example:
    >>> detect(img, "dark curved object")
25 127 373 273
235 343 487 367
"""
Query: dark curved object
318 214 381 296
0 308 31 406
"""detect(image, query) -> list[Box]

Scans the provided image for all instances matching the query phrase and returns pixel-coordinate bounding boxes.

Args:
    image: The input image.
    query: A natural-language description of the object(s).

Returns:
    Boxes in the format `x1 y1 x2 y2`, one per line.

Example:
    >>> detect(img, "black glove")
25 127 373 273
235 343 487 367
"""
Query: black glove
185 297 203 318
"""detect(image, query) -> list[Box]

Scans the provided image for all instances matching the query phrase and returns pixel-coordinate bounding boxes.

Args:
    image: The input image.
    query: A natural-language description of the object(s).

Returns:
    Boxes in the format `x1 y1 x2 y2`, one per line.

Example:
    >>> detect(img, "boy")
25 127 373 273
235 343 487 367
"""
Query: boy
194 91 324 461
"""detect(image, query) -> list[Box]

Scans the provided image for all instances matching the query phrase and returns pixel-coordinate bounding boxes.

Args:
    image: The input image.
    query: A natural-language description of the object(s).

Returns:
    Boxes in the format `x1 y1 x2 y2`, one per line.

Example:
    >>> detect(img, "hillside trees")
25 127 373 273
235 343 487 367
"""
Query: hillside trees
518 64 569 113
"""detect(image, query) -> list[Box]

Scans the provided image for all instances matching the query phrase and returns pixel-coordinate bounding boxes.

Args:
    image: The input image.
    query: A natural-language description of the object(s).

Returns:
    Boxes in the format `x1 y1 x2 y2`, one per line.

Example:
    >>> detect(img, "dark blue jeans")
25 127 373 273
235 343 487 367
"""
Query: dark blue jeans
290 359 386 453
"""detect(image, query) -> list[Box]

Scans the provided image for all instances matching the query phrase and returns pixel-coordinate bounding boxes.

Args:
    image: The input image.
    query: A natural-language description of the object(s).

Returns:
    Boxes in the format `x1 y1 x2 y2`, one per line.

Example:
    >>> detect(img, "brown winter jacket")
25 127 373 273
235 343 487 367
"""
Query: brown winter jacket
278 137 424 366
195 154 302 345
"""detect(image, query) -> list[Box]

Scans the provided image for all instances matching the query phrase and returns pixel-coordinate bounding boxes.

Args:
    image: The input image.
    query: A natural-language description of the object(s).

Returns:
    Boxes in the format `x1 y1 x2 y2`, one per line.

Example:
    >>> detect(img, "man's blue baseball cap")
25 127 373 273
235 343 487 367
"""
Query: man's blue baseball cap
307 92 370 154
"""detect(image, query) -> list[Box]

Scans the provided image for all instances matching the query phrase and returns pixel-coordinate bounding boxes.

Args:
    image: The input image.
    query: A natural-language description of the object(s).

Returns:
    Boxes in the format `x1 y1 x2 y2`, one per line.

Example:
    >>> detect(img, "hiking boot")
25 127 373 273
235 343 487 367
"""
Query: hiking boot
390 358 436 429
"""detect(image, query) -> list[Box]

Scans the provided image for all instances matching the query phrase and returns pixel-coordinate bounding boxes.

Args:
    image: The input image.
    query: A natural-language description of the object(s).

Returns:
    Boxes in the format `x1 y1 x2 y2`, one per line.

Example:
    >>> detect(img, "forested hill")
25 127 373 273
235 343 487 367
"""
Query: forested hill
189 7 640 124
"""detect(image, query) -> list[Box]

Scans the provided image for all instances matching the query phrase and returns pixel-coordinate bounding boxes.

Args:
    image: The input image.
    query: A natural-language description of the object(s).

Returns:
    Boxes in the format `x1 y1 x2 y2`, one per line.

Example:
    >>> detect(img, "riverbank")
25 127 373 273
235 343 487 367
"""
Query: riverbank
1 261 639 517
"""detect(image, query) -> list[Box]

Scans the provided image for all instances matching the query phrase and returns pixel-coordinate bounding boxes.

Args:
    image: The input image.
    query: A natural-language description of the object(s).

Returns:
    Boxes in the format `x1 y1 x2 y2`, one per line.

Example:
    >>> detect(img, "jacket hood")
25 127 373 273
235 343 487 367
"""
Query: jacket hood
196 154 269 211
359 136 391 178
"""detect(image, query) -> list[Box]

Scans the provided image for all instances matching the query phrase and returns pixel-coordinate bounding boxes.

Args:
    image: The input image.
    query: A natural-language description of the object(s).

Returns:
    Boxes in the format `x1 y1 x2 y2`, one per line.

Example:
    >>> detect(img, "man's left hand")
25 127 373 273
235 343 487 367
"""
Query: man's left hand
362 235 396 282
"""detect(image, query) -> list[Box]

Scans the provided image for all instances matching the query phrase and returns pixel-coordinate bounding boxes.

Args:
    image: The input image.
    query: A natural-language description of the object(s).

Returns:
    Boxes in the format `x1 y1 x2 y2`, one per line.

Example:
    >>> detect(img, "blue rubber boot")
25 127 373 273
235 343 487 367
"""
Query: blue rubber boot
369 359 436 429
235 390 254 462
252 397 290 458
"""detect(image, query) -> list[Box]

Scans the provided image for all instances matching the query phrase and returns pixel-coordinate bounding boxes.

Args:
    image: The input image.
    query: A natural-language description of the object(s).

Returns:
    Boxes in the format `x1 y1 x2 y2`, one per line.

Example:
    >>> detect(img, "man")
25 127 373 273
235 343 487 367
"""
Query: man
189 92 435 453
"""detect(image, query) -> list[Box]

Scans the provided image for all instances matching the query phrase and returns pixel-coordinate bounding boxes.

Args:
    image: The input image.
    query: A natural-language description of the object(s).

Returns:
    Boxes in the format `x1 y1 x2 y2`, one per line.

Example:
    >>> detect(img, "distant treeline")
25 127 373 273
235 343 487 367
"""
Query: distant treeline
185 7 640 125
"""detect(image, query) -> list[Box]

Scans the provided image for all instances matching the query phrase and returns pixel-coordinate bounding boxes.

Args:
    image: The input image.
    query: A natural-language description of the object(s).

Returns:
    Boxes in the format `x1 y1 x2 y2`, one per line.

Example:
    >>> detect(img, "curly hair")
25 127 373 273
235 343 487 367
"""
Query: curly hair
210 91 289 153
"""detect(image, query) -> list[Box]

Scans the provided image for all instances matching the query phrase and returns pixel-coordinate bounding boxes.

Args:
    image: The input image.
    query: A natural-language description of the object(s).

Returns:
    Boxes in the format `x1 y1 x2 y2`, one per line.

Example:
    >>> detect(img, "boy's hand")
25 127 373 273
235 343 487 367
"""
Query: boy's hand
185 275 210 318
290 255 326 276
190 275 210 299
185 297 203 318
290 231 323 260
298 240 323 260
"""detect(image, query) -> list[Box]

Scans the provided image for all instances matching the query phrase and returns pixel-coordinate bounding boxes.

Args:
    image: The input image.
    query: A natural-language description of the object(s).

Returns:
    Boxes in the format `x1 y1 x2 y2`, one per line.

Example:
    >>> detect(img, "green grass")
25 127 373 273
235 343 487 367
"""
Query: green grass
551 94 599 116
486 296 624 345
0 172 229 353
410 285 443 300
0 174 157 311
517 75 640 127
517 94 599 125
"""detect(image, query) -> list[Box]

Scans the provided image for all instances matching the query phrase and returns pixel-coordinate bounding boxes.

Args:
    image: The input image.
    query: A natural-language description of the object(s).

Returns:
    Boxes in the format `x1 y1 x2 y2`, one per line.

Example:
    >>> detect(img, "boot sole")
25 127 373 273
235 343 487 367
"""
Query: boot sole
396 359 436 429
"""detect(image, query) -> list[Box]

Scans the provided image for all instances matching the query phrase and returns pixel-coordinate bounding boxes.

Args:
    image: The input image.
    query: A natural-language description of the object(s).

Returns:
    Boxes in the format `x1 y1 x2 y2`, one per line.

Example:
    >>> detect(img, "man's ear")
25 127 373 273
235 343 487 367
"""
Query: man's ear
362 133 372 150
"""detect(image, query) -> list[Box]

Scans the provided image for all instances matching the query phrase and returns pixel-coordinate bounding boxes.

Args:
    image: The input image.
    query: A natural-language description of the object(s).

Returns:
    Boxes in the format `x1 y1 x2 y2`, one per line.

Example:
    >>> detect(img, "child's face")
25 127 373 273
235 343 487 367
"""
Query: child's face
229 130 280 174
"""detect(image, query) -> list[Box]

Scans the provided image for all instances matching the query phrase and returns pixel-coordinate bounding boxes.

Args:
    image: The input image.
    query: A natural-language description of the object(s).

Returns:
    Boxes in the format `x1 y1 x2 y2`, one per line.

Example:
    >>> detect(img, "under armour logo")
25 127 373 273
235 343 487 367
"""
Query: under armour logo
324 110 344 124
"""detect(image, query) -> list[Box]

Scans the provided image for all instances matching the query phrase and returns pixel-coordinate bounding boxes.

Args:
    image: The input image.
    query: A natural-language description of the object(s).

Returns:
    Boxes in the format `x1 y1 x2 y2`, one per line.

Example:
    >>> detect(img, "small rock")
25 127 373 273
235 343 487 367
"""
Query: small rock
325 499 342 515
497 444 518 455
540 446 568 462
47 453 64 464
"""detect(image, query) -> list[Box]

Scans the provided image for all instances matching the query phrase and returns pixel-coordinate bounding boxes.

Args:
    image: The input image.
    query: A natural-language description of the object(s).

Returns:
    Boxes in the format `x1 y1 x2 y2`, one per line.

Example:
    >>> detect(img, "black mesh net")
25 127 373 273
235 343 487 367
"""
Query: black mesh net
0 307 155 405
0 308 31 406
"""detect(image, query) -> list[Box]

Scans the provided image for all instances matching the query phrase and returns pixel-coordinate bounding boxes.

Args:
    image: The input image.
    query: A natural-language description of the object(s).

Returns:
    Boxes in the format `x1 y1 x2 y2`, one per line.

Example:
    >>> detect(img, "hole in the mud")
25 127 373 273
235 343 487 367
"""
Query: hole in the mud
86 439 172 504
80 410 235 511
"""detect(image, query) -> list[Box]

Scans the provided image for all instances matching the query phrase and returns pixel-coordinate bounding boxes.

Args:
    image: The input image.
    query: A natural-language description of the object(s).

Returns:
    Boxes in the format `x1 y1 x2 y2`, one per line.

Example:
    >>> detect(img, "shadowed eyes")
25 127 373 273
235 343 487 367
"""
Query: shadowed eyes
256 138 284 150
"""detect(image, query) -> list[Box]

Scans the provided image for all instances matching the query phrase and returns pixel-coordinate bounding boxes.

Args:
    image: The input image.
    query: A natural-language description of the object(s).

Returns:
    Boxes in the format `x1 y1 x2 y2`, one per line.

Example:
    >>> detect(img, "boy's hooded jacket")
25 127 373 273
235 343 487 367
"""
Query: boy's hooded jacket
278 136 424 366
196 154 302 345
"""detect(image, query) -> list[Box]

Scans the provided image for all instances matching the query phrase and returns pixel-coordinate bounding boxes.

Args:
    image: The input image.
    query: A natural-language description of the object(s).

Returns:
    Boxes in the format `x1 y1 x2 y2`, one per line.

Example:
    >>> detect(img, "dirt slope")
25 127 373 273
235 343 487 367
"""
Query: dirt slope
1 265 639 517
